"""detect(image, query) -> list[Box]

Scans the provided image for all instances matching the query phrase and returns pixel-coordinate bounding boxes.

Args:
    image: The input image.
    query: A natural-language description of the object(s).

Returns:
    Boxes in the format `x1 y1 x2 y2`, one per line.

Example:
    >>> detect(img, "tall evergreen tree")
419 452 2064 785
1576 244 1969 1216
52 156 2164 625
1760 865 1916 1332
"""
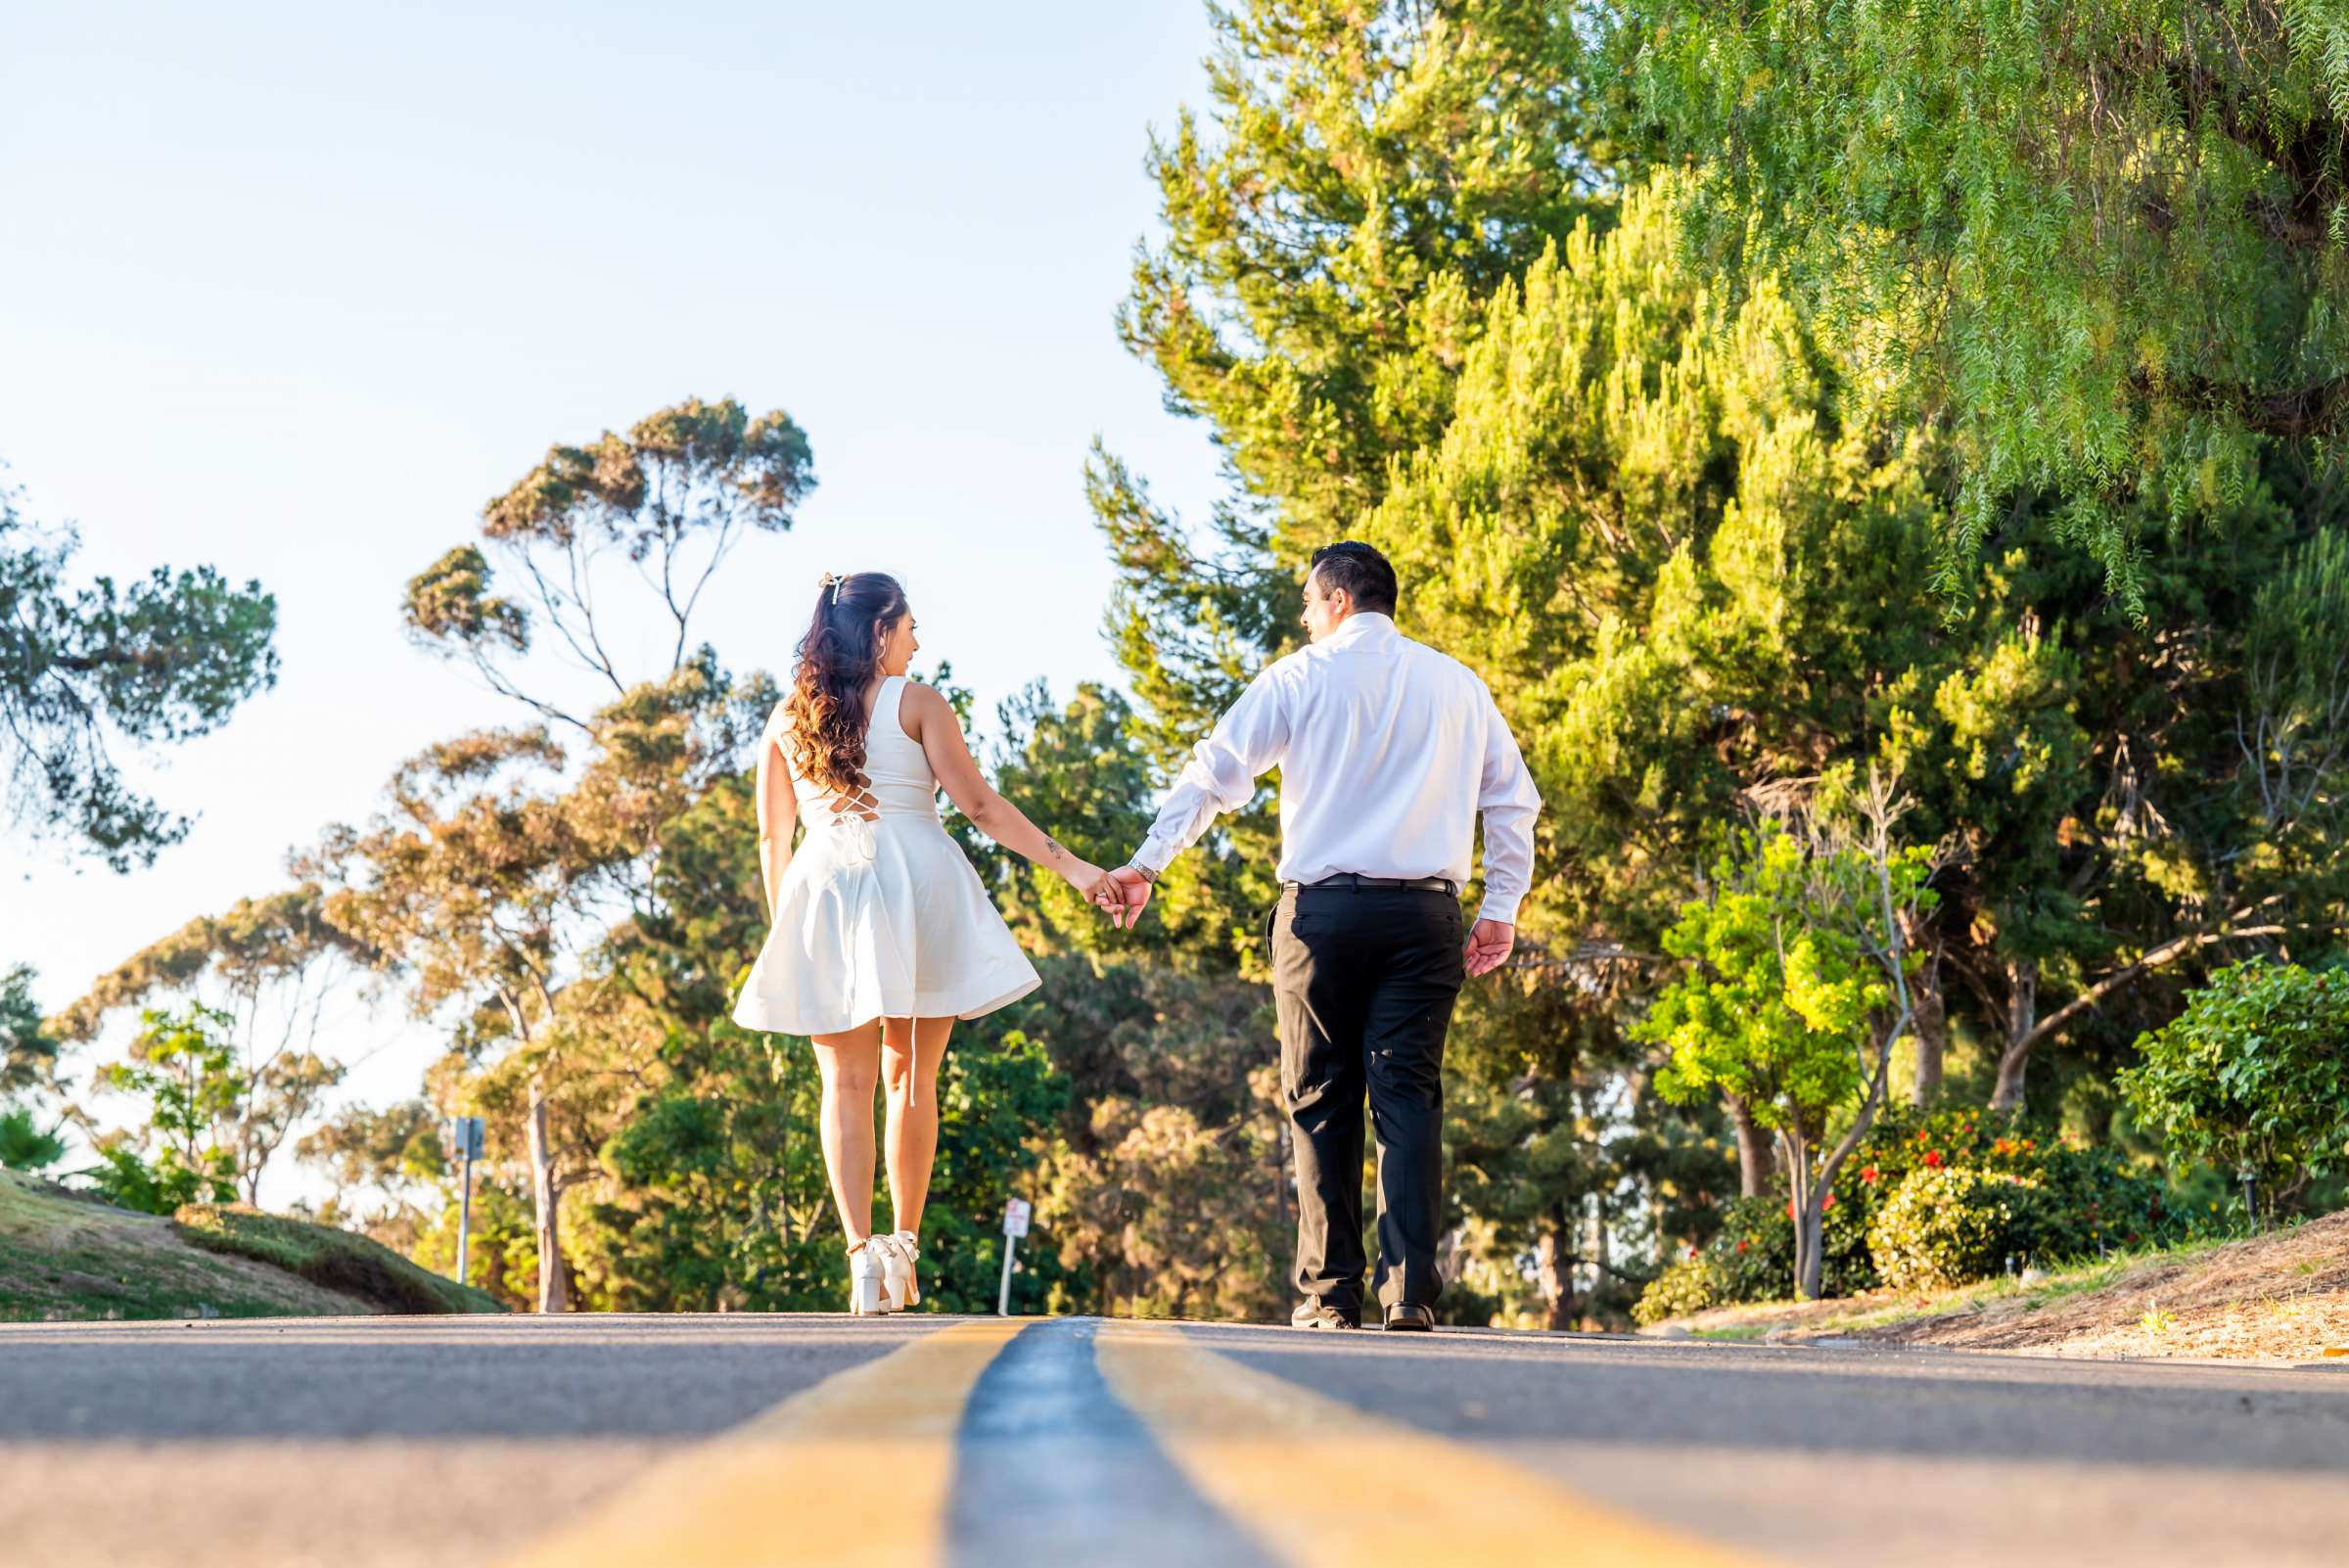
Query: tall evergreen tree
1622 0 2349 608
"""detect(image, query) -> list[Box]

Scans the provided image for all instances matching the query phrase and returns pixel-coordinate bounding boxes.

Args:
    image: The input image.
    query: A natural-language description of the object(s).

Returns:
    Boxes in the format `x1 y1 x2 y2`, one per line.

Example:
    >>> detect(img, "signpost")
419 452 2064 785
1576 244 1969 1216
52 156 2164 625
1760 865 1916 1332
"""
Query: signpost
997 1196 1031 1316
444 1116 485 1286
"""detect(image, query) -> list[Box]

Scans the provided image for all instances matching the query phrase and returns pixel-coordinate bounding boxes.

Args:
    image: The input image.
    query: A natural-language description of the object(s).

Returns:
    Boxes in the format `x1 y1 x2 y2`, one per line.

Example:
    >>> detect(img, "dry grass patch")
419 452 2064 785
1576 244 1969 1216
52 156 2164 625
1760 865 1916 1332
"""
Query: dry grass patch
1887 1211 2349 1360
1650 1211 2349 1362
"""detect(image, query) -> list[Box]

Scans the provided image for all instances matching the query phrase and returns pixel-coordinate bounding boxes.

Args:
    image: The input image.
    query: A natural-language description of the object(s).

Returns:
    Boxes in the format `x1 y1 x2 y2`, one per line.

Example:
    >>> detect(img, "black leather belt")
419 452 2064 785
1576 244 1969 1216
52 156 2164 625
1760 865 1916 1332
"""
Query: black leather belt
1285 873 1459 896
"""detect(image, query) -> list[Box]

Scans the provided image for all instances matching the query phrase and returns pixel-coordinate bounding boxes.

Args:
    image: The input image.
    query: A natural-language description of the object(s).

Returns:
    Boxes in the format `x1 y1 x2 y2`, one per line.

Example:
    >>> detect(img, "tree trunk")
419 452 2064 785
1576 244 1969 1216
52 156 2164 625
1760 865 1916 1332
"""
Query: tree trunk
526 1084 570 1314
1990 957 2039 1114
1783 1131 1823 1301
1909 953 1948 1107
1585 1193 1609 1317
1536 1205 1577 1329
1728 1096 1774 1196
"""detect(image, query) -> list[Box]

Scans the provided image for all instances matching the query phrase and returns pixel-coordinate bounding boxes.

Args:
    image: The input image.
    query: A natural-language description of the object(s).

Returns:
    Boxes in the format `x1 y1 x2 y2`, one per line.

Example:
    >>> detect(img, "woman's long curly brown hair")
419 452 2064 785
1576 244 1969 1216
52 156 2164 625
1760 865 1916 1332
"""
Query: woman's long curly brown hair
781 572 909 797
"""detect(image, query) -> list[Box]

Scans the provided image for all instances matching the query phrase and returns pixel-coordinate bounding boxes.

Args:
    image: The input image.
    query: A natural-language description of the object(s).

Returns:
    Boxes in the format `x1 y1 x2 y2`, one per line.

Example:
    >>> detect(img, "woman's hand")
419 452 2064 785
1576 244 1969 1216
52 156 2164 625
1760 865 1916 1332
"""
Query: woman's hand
1060 858 1109 899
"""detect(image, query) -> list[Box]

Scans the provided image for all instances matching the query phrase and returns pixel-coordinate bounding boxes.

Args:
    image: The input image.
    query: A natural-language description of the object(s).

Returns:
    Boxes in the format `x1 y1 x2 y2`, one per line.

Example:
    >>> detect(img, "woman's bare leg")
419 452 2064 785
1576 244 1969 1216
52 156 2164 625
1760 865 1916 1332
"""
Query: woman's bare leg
880 1016 954 1235
810 1022 883 1245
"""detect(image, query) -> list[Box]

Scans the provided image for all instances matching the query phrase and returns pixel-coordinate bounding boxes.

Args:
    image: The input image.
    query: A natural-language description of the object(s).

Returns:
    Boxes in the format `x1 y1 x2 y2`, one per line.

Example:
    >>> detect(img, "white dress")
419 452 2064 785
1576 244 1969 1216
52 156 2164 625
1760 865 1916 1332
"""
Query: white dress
731 675 1041 1038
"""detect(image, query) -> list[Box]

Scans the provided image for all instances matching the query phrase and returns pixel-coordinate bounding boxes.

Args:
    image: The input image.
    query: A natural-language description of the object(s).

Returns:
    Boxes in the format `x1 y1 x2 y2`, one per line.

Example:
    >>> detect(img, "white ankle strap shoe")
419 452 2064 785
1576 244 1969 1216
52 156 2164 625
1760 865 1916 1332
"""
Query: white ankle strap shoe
849 1240 889 1315
879 1230 920 1312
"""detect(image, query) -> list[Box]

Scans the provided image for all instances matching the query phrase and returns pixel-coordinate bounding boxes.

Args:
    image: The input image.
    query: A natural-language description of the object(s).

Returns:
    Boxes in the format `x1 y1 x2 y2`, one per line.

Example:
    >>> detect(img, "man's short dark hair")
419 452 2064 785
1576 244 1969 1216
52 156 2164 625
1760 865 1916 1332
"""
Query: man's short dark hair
1309 540 1399 617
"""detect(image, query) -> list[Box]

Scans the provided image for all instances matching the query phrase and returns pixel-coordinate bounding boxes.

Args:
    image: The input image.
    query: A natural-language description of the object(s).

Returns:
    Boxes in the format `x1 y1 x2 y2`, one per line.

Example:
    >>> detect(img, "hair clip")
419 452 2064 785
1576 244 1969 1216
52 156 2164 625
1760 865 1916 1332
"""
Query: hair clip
819 571 845 605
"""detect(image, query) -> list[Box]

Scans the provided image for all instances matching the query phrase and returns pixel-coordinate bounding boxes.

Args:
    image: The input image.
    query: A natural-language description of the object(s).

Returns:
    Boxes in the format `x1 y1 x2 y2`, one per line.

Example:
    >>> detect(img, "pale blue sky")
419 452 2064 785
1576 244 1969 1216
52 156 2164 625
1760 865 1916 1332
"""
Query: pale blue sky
2 0 1228 1194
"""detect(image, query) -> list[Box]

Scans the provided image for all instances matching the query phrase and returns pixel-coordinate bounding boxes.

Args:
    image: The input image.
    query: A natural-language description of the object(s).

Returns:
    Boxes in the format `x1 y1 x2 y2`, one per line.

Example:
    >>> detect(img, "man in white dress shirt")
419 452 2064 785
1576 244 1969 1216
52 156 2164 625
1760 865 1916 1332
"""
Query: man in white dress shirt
1097 542 1542 1330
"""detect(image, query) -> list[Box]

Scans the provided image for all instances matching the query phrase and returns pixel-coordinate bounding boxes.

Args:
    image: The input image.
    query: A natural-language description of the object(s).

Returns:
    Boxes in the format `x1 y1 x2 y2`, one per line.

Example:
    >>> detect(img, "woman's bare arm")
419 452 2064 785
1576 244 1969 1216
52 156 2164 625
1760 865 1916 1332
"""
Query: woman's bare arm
754 718 800 921
901 682 1103 892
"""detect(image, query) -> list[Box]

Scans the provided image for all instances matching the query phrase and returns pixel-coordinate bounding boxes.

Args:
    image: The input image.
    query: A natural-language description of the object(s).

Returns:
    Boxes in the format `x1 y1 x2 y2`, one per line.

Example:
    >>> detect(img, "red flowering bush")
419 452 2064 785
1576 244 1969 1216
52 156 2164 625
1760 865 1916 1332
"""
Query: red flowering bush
1636 1107 2177 1320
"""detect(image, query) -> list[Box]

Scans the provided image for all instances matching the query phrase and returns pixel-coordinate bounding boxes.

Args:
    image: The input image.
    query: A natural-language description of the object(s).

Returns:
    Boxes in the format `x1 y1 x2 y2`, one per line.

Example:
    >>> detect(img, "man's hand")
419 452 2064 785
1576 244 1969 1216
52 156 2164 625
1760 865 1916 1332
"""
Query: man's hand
1464 919 1514 978
1092 864 1156 930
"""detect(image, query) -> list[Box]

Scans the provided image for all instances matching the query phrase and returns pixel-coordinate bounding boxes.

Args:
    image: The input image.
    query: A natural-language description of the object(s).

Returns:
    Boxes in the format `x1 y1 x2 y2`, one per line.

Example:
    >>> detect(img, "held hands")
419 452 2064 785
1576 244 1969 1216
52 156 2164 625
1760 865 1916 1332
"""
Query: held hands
1089 864 1155 930
1464 919 1515 978
1059 859 1109 901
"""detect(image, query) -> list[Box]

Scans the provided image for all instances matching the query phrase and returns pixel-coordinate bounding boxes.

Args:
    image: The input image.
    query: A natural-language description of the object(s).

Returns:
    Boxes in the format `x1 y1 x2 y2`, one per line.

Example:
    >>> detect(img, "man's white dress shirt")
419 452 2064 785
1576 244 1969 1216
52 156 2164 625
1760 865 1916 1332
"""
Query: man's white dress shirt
1132 613 1543 925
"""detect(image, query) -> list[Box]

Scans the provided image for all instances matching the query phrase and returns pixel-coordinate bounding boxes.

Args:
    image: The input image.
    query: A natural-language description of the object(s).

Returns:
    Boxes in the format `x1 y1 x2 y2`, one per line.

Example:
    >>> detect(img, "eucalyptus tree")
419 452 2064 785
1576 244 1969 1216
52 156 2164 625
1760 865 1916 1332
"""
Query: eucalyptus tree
1 487 278 868
402 396 812 728
329 397 807 1308
305 726 598 1310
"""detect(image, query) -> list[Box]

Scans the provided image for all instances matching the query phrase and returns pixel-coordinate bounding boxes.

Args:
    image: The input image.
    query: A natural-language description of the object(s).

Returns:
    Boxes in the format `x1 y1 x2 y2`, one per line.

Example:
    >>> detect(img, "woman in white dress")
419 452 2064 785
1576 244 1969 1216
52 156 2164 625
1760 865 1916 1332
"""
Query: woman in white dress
731 571 1106 1314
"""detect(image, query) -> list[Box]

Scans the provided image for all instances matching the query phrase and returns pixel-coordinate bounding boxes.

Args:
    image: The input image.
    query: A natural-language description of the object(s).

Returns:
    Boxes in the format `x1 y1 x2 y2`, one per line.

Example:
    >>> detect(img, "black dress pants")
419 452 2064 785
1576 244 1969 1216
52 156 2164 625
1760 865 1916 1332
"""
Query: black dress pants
1269 882 1464 1317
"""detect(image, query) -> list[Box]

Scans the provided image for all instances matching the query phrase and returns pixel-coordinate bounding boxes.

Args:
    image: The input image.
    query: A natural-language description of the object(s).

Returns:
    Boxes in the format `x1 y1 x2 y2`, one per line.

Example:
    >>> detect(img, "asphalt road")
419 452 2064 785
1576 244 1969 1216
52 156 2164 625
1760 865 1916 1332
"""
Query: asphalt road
0 1313 2343 1567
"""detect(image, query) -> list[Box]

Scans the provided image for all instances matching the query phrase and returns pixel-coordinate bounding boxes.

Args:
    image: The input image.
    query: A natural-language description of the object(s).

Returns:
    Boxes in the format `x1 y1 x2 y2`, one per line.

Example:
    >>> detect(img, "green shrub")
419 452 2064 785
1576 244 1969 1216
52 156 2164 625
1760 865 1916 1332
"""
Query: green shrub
1867 1166 2043 1291
2120 961 2349 1217
2027 1143 2171 1257
1633 1252 1726 1325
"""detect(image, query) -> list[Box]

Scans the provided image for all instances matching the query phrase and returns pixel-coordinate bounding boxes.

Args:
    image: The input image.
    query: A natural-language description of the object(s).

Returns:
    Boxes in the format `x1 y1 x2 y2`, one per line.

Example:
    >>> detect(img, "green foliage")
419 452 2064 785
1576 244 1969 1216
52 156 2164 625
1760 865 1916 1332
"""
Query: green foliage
914 1031 1080 1314
1636 1189 1873 1321
1 962 58 1099
2120 961 2349 1213
412 1174 540 1312
1643 826 1894 1129
0 1107 65 1172
173 1202 502 1314
1622 0 2349 607
88 1005 244 1215
1634 1103 2178 1318
0 489 279 867
1633 1252 1726 1326
1868 1166 2044 1293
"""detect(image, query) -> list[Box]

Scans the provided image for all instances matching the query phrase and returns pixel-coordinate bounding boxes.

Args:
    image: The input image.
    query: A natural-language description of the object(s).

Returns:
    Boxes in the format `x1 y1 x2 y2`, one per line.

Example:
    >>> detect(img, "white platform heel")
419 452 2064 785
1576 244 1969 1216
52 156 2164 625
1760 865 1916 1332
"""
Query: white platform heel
879 1231 920 1312
849 1240 888 1315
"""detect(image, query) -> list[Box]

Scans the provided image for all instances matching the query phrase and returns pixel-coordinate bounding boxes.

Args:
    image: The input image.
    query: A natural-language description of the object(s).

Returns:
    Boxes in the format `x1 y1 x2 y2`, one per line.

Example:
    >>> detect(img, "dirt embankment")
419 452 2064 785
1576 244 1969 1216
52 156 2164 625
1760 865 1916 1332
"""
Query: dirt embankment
1655 1210 2349 1362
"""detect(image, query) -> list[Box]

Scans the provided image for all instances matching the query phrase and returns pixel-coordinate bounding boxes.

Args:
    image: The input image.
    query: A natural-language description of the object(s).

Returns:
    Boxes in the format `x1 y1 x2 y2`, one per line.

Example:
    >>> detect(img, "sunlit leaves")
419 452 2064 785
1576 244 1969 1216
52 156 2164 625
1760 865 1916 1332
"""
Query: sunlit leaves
1624 0 2349 610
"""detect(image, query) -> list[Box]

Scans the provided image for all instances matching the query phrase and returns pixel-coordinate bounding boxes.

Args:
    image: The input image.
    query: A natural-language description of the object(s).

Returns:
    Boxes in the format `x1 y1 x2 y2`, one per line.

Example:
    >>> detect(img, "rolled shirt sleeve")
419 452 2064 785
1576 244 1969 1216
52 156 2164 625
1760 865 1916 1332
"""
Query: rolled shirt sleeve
1472 691 1541 926
1132 669 1291 876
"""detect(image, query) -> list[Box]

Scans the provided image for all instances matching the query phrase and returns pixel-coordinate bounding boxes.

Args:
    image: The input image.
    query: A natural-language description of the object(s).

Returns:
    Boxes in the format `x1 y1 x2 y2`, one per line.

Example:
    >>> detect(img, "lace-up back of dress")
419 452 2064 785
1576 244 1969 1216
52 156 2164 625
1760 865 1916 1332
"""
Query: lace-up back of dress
781 675 937 827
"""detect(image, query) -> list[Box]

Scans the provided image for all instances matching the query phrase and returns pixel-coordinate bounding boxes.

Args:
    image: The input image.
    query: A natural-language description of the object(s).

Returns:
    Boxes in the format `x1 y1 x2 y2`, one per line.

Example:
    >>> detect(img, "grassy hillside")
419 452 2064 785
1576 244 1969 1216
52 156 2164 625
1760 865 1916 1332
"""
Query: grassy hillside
173 1202 499 1314
1646 1211 2349 1362
0 1170 500 1321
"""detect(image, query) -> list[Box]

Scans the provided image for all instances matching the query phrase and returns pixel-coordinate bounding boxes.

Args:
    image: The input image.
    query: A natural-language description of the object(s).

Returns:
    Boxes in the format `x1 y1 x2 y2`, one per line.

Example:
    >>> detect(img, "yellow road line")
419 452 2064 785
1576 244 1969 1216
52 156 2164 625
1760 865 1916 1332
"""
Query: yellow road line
1097 1323 1772 1568
498 1318 1021 1568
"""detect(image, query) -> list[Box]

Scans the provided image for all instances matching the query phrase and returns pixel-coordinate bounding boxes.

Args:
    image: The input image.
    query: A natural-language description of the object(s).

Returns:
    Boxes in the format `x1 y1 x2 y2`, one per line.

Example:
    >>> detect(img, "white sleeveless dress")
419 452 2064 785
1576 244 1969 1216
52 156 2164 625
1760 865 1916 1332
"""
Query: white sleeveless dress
731 675 1041 1037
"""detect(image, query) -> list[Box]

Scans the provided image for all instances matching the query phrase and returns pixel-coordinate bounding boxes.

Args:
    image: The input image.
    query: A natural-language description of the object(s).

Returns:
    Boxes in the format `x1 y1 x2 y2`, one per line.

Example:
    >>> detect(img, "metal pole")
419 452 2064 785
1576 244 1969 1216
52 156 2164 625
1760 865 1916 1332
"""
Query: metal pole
997 1233 1017 1316
456 1145 475 1286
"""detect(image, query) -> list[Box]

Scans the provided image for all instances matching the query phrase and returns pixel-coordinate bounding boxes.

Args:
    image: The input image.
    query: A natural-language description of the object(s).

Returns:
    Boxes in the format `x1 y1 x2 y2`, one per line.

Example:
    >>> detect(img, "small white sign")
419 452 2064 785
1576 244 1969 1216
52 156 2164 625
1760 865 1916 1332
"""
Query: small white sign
1001 1197 1032 1238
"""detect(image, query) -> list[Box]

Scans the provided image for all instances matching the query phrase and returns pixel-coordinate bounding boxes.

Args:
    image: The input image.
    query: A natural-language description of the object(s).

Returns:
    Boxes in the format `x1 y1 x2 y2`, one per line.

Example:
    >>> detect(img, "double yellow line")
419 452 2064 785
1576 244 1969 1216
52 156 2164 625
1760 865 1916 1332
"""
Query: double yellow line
501 1318 1765 1568
498 1320 1020 1568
